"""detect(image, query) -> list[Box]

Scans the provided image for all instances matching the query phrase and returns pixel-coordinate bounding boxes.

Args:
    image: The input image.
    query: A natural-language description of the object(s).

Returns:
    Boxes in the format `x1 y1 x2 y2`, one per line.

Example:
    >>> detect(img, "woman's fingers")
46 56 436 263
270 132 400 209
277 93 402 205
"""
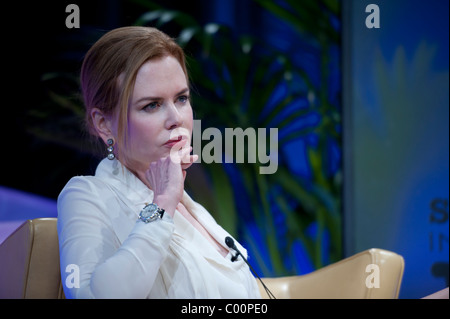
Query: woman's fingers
181 154 198 170
169 139 188 163
169 141 197 166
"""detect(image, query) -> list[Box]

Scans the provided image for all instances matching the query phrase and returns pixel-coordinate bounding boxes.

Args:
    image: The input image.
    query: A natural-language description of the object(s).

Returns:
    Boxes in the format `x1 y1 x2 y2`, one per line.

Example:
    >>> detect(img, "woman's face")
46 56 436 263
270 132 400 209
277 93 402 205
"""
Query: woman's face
120 55 193 174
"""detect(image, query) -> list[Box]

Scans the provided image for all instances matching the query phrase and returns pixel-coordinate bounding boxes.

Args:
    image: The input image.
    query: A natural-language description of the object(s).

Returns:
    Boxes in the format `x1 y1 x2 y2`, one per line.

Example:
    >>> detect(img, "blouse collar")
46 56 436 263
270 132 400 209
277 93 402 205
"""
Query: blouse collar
95 158 153 207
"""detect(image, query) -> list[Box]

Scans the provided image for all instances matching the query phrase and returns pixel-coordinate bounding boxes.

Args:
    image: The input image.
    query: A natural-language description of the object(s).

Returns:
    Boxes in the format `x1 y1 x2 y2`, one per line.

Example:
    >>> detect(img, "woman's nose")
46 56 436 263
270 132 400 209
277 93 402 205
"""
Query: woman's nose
165 102 182 130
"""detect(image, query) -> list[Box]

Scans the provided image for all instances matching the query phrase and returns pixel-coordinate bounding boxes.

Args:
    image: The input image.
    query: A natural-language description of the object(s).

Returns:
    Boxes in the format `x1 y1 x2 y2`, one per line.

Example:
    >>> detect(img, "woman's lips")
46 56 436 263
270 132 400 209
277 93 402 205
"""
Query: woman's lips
163 135 184 148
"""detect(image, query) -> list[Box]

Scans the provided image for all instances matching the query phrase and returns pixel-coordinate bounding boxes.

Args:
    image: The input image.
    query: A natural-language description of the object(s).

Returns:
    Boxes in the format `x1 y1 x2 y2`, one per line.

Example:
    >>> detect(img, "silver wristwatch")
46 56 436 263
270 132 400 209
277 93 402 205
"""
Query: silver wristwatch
139 203 165 223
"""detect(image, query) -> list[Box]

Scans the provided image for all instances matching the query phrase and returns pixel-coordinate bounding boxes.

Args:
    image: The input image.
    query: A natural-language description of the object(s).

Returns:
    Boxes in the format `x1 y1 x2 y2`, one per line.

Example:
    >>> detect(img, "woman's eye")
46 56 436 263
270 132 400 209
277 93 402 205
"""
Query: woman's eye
177 95 189 103
143 101 160 110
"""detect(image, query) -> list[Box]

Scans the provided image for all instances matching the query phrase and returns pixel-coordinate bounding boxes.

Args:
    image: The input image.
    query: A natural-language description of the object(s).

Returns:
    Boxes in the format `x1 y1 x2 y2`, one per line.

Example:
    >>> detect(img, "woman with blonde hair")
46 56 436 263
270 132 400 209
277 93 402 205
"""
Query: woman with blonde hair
57 26 261 299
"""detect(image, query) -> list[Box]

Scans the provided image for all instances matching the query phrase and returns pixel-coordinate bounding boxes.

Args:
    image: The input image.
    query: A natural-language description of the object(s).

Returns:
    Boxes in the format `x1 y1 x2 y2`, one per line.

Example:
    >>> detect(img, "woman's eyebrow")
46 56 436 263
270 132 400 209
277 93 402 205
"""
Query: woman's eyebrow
134 88 190 105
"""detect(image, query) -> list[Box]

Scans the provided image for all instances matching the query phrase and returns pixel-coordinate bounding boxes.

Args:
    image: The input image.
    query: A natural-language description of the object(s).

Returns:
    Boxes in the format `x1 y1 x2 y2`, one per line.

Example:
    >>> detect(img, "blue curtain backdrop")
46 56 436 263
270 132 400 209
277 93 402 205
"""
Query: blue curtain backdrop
344 0 449 298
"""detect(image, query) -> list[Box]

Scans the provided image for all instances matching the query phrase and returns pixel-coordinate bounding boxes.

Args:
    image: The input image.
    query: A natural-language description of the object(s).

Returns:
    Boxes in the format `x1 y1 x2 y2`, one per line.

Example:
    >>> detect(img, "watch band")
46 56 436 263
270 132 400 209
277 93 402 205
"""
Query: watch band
139 203 165 223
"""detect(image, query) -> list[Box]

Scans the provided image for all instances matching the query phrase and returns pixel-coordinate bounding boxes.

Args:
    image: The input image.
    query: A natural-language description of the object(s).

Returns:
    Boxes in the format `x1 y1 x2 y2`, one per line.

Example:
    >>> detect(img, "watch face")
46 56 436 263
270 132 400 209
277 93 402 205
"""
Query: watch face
141 203 157 218
140 203 160 223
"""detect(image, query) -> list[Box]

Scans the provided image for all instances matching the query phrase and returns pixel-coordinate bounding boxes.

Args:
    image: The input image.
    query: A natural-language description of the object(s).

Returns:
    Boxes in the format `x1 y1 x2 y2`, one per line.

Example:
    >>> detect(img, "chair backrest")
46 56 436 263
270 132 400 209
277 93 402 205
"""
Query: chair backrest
260 248 405 299
0 218 64 299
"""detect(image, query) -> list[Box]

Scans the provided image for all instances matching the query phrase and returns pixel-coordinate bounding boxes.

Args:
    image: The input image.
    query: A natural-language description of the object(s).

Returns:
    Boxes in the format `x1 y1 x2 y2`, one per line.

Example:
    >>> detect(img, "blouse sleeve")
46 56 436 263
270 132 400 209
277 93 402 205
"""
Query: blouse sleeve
57 176 174 299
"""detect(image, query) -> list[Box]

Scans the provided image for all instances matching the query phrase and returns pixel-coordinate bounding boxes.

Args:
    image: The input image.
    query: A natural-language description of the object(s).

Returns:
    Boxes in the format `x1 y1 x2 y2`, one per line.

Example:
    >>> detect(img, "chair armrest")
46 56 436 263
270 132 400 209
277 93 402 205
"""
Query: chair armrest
259 248 404 299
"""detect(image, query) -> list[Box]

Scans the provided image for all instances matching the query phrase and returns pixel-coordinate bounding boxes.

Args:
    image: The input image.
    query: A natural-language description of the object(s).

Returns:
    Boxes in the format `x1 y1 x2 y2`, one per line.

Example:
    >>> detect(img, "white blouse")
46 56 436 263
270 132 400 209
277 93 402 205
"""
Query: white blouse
57 158 262 299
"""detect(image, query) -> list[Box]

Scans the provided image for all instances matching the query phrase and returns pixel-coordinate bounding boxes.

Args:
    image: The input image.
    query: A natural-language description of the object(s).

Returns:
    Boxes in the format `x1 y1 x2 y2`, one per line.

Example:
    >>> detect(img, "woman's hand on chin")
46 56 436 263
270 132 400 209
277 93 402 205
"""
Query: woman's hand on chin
144 143 198 217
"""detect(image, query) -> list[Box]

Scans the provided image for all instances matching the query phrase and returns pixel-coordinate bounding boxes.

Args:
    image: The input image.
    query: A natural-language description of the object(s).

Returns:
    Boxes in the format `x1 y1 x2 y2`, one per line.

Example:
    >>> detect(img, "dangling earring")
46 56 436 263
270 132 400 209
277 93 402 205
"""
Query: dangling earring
107 138 115 160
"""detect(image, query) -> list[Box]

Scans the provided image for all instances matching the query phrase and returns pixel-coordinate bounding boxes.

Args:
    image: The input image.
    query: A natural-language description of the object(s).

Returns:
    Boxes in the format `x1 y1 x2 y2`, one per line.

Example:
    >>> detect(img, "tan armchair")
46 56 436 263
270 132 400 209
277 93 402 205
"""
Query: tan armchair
0 218 64 298
0 218 404 299
257 248 404 299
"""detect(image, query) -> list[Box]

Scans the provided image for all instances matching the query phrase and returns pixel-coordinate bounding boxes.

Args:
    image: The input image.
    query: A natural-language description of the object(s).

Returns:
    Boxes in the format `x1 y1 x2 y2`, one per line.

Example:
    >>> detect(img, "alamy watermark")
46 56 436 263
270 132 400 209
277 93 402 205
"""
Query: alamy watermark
171 120 279 175
65 4 80 29
365 264 380 288
365 4 380 29
65 264 80 289
66 4 381 30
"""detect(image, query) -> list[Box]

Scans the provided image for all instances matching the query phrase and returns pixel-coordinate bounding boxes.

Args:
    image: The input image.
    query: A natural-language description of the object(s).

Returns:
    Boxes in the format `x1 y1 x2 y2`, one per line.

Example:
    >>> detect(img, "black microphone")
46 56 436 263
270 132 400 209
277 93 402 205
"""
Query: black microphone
225 236 276 299
225 236 239 261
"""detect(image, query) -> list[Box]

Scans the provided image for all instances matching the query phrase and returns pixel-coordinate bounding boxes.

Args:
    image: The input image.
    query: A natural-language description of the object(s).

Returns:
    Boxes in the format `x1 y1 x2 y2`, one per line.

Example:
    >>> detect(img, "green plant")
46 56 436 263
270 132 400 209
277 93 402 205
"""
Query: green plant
252 0 342 271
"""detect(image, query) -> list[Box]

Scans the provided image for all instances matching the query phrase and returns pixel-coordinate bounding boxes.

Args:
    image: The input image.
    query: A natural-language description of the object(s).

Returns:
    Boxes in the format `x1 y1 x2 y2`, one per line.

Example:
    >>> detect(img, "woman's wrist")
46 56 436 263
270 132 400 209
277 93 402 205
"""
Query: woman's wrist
153 195 178 217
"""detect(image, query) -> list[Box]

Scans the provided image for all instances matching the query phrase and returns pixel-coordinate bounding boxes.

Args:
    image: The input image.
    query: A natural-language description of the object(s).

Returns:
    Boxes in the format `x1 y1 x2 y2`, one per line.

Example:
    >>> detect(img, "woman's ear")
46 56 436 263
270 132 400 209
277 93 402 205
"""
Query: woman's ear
90 108 115 144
